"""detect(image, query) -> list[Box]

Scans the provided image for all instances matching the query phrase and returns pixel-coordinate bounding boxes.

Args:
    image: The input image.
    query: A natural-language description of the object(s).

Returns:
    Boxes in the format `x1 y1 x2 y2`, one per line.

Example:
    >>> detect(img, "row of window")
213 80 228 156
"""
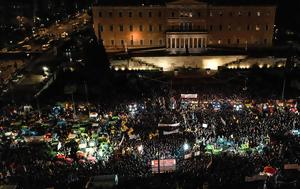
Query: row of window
210 24 269 31
211 38 268 45
99 23 269 32
99 11 162 18
98 10 270 18
209 11 269 17
99 24 163 32
107 39 163 46
167 38 206 49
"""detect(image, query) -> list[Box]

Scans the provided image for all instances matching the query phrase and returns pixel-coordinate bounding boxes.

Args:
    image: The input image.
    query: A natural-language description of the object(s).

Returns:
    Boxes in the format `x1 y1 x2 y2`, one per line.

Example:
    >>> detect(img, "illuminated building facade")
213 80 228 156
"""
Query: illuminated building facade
92 0 276 53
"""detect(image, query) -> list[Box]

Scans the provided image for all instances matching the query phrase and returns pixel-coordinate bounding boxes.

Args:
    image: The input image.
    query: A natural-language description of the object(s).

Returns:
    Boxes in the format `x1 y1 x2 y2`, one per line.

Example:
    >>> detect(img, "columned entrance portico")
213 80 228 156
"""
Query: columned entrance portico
166 32 208 54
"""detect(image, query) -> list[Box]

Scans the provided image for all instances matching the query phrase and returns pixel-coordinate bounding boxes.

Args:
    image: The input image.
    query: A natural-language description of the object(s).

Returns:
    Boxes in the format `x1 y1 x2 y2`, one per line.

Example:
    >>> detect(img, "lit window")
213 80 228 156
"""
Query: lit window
238 11 242 16
255 25 260 31
257 12 261 16
228 24 231 31
218 40 221 44
209 11 213 16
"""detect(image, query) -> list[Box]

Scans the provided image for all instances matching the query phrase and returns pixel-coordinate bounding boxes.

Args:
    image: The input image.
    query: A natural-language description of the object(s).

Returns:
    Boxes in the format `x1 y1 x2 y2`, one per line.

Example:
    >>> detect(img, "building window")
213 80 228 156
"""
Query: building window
149 25 153 32
189 38 193 48
149 12 152 17
159 24 162 32
265 25 269 31
219 25 222 31
219 11 223 16
129 25 133 31
119 12 122 17
111 40 114 45
209 11 213 16
255 25 260 31
159 39 162 45
99 24 103 32
99 12 102 17
139 12 142 17
247 25 250 31
198 12 201 17
229 12 233 16
248 12 251 16
193 38 197 48
139 25 143 31
228 39 231 44
238 11 242 16
131 39 133 45
140 40 143 45
158 12 162 17
120 25 123 32
129 12 132 17
109 12 113 17
257 11 261 16
210 25 213 31
264 39 267 44
218 40 221 44
110 25 113 31
150 39 153 45
237 39 240 44
181 38 184 48
228 24 231 31
121 40 124 45
171 12 175 17
237 26 241 31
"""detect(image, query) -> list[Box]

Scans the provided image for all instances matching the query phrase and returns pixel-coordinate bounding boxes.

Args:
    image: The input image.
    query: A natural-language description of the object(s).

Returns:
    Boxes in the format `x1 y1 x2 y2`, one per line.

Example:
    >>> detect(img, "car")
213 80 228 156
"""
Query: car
17 74 24 79
21 45 31 51
61 32 68 39
42 44 50 51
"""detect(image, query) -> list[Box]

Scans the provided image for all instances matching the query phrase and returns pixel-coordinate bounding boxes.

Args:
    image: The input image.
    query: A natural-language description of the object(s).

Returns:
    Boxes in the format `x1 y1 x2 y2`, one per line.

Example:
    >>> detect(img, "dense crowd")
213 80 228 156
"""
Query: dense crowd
0 90 299 189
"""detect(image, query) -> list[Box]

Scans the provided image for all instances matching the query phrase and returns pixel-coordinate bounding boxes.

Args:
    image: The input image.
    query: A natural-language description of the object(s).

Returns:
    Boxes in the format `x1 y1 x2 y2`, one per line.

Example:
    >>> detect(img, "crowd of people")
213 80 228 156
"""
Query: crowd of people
0 89 299 189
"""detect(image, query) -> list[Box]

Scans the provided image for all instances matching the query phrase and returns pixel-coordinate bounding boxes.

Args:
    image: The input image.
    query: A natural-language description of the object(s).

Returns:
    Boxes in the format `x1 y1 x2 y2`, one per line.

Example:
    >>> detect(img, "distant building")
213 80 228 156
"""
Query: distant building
92 0 276 53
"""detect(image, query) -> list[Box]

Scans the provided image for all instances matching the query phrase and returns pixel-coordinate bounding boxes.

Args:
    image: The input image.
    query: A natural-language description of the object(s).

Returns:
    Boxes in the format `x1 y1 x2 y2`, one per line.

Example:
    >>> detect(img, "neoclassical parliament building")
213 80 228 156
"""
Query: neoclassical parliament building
92 0 276 53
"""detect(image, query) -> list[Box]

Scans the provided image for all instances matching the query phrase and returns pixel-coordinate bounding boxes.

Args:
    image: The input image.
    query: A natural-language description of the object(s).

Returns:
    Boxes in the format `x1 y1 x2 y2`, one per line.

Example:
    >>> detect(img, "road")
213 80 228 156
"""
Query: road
0 12 91 103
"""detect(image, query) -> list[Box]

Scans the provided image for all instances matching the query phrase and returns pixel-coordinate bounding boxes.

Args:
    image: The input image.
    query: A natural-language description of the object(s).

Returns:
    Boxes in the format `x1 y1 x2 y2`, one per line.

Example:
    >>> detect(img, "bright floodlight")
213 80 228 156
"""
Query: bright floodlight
183 143 189 151
137 144 143 153
43 66 49 71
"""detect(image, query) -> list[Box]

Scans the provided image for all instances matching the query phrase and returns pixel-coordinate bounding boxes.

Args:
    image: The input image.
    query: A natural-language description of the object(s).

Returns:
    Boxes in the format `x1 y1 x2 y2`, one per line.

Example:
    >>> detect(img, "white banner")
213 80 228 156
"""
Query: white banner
181 94 198 99
163 129 179 135
129 134 140 140
184 153 193 159
158 123 180 127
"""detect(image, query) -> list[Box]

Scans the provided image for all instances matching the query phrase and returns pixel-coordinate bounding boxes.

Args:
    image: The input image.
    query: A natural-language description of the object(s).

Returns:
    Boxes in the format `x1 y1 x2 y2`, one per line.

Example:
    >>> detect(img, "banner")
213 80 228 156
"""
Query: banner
129 134 140 140
163 129 179 135
245 175 267 182
184 153 192 159
158 123 180 127
181 94 198 99
284 164 300 170
194 151 201 156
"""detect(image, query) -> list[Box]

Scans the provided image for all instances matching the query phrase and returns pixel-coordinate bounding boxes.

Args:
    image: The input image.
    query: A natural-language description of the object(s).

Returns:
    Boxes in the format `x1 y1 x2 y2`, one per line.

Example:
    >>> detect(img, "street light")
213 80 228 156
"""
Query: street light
183 142 190 151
